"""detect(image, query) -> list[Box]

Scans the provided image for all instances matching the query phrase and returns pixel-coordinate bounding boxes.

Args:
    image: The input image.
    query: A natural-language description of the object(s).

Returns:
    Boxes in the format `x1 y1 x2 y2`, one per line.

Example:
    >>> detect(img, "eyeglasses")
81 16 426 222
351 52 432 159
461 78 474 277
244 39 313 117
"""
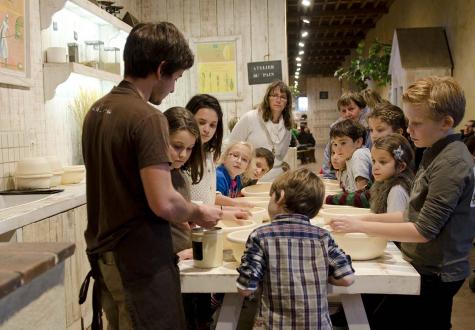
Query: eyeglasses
269 94 288 101
228 152 250 164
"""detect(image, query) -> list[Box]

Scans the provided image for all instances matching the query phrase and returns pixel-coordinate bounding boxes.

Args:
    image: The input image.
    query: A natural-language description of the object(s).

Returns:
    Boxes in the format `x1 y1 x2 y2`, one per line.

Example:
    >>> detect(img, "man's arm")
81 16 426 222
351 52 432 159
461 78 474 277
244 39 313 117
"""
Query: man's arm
141 164 221 227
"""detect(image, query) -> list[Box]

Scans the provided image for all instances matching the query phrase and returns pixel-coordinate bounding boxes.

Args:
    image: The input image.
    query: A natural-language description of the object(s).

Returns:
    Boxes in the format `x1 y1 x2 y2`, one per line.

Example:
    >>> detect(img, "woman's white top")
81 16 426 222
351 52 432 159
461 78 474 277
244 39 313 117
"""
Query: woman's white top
228 110 291 181
189 152 216 205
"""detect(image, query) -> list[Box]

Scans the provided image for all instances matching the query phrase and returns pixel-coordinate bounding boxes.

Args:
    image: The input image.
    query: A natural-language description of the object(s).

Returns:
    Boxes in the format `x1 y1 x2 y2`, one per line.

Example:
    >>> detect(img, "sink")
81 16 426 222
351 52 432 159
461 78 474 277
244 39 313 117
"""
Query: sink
0 194 51 211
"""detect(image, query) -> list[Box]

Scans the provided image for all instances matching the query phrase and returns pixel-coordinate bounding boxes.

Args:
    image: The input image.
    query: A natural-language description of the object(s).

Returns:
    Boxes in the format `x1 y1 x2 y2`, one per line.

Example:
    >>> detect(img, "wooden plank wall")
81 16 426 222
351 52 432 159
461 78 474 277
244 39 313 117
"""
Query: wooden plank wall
306 76 341 146
140 0 288 136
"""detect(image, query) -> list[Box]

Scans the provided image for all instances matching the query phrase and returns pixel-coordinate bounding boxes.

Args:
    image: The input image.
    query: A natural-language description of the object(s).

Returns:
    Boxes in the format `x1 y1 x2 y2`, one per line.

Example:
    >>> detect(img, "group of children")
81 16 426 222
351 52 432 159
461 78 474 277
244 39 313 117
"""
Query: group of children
163 76 474 330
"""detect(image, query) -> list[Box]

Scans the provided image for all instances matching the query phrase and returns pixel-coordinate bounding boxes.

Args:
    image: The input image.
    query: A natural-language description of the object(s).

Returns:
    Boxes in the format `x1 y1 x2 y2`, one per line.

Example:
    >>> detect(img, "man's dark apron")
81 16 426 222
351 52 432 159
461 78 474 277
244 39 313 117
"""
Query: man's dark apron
79 218 186 329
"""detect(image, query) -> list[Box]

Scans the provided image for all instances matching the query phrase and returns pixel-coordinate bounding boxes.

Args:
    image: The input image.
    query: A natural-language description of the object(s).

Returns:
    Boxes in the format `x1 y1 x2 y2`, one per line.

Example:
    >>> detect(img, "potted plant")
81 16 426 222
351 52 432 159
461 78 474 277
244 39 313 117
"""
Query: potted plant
334 40 391 90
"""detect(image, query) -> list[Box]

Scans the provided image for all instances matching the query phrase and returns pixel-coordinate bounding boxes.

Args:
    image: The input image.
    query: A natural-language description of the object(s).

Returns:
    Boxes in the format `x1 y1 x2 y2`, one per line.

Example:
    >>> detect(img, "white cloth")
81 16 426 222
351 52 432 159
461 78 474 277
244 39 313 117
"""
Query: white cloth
386 184 410 213
342 147 372 192
188 152 216 205
228 110 291 181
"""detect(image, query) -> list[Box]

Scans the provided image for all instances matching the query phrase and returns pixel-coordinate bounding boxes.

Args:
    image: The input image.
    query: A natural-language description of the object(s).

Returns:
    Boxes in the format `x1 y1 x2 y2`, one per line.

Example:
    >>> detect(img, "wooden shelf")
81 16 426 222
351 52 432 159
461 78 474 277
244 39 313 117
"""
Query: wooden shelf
40 0 132 32
43 62 121 101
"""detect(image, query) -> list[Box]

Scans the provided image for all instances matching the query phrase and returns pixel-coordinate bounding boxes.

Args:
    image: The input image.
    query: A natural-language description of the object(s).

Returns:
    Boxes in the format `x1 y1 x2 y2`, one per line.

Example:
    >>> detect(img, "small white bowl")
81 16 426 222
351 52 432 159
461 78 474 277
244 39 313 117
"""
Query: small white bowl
61 165 85 184
319 207 372 224
241 183 272 197
217 219 256 250
227 228 254 262
15 174 52 190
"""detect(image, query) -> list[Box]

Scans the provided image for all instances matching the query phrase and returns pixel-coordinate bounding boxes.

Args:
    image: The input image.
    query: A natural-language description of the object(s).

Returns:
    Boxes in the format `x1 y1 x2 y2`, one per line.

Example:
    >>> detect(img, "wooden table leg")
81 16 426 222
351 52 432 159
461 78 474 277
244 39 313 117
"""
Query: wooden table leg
340 294 370 330
216 293 244 330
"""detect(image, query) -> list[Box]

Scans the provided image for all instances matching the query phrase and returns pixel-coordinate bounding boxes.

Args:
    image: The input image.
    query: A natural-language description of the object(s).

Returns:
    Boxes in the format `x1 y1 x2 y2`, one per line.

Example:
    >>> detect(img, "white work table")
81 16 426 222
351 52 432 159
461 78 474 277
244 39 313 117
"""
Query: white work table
180 242 420 330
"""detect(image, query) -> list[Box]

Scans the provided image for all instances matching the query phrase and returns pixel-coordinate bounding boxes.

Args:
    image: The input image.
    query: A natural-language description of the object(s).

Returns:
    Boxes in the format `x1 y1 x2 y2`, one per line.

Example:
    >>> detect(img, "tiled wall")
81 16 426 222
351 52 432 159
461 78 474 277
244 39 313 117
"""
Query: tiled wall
0 0 139 191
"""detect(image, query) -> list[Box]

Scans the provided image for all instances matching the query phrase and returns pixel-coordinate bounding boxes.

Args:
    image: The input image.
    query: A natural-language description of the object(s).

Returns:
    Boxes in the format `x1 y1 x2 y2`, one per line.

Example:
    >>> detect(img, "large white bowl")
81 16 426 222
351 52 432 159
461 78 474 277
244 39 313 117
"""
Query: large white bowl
227 228 254 262
217 219 256 249
61 165 85 184
15 174 52 190
241 183 272 197
249 206 268 224
324 181 341 190
235 196 270 202
15 157 52 176
319 207 372 224
330 230 387 260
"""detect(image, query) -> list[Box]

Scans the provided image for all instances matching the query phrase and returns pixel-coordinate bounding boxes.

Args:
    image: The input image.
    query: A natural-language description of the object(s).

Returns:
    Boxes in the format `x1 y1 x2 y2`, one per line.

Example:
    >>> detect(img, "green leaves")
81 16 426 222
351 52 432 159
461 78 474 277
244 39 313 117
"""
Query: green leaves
334 40 391 90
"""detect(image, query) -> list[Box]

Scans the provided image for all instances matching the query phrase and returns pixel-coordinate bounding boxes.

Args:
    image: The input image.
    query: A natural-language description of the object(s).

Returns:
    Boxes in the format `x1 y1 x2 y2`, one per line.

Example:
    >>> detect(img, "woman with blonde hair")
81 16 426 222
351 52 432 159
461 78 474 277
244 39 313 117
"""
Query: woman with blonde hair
228 80 294 181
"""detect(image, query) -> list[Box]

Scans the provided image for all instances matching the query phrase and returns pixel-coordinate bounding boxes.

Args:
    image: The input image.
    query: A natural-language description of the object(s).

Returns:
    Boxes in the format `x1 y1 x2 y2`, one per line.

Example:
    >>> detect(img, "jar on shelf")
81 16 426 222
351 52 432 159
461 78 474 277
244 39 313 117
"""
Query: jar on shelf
101 46 120 74
83 40 104 69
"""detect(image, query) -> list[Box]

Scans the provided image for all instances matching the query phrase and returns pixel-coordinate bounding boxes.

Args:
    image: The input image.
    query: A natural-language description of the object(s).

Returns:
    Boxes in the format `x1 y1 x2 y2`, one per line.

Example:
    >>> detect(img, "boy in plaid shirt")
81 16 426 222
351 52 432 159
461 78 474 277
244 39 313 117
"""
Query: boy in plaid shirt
236 168 355 329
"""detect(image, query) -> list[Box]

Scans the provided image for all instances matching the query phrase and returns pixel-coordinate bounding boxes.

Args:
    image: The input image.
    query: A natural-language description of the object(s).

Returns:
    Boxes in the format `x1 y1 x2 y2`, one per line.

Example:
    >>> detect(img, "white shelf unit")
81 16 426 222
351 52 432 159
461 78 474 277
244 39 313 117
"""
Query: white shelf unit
43 62 122 101
40 0 131 101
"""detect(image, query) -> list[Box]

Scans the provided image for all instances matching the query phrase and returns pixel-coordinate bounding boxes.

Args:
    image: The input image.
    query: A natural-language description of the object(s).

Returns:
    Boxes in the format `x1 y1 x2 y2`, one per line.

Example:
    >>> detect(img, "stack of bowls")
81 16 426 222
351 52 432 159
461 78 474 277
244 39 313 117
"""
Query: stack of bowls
46 156 64 187
14 157 52 190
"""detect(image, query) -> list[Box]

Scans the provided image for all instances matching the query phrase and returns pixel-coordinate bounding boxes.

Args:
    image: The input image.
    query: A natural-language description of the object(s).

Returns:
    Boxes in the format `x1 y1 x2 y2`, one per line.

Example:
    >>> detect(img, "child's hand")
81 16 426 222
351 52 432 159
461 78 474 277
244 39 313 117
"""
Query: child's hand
177 248 193 261
221 208 252 220
329 216 362 233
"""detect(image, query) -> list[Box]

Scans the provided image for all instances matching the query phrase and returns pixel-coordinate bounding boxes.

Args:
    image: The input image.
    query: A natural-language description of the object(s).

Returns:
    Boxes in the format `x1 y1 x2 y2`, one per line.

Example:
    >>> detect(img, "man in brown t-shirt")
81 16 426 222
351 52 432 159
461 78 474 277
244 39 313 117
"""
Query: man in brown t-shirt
81 22 221 330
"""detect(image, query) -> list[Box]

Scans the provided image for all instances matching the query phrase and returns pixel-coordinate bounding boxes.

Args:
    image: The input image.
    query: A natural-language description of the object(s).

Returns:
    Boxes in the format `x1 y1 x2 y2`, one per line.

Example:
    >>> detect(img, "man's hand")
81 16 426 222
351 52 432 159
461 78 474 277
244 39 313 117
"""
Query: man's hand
193 204 222 228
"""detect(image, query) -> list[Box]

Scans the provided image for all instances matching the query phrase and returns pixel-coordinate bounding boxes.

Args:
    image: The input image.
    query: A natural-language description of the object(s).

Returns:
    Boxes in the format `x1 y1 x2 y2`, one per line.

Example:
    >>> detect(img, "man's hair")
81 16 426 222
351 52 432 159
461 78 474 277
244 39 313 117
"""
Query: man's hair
330 119 367 144
402 76 465 127
124 22 194 78
337 91 366 111
259 80 294 130
185 94 223 162
270 168 324 218
368 103 407 133
255 147 275 169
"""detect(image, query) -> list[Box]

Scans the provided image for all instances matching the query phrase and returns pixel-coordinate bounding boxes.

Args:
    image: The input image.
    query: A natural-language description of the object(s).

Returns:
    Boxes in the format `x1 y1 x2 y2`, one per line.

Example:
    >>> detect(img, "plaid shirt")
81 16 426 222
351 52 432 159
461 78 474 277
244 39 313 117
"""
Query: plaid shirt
236 214 354 329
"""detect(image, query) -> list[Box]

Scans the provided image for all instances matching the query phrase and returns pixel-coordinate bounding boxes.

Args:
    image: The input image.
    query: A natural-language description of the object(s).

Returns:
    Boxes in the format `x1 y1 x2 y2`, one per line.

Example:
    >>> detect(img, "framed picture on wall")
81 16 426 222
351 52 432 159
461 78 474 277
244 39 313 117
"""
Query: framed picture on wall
0 0 31 88
190 35 242 101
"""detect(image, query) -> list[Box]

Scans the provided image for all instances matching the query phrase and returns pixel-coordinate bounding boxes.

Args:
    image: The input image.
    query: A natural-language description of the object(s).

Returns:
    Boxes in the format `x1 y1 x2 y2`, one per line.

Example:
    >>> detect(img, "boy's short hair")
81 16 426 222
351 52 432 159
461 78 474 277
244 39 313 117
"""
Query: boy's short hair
330 119 367 144
255 147 275 169
124 22 194 78
270 168 324 218
402 76 466 127
337 91 366 111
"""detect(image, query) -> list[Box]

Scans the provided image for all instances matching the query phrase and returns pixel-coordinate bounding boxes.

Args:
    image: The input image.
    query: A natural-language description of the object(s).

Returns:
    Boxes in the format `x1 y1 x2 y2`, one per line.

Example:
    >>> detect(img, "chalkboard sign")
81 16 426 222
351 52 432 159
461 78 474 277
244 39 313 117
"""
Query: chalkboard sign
247 61 282 85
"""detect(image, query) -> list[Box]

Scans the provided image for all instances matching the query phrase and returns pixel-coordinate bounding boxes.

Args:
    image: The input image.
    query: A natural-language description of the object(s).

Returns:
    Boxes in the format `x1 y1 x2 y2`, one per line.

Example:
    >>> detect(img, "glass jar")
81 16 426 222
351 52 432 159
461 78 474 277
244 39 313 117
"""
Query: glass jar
83 40 104 69
101 46 120 74
191 227 223 268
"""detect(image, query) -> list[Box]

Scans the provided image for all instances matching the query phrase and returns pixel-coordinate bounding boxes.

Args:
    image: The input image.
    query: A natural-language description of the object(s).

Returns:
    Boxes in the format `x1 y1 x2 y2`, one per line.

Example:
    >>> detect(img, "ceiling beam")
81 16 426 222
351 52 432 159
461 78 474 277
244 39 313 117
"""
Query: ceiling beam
287 7 389 22
287 22 375 32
